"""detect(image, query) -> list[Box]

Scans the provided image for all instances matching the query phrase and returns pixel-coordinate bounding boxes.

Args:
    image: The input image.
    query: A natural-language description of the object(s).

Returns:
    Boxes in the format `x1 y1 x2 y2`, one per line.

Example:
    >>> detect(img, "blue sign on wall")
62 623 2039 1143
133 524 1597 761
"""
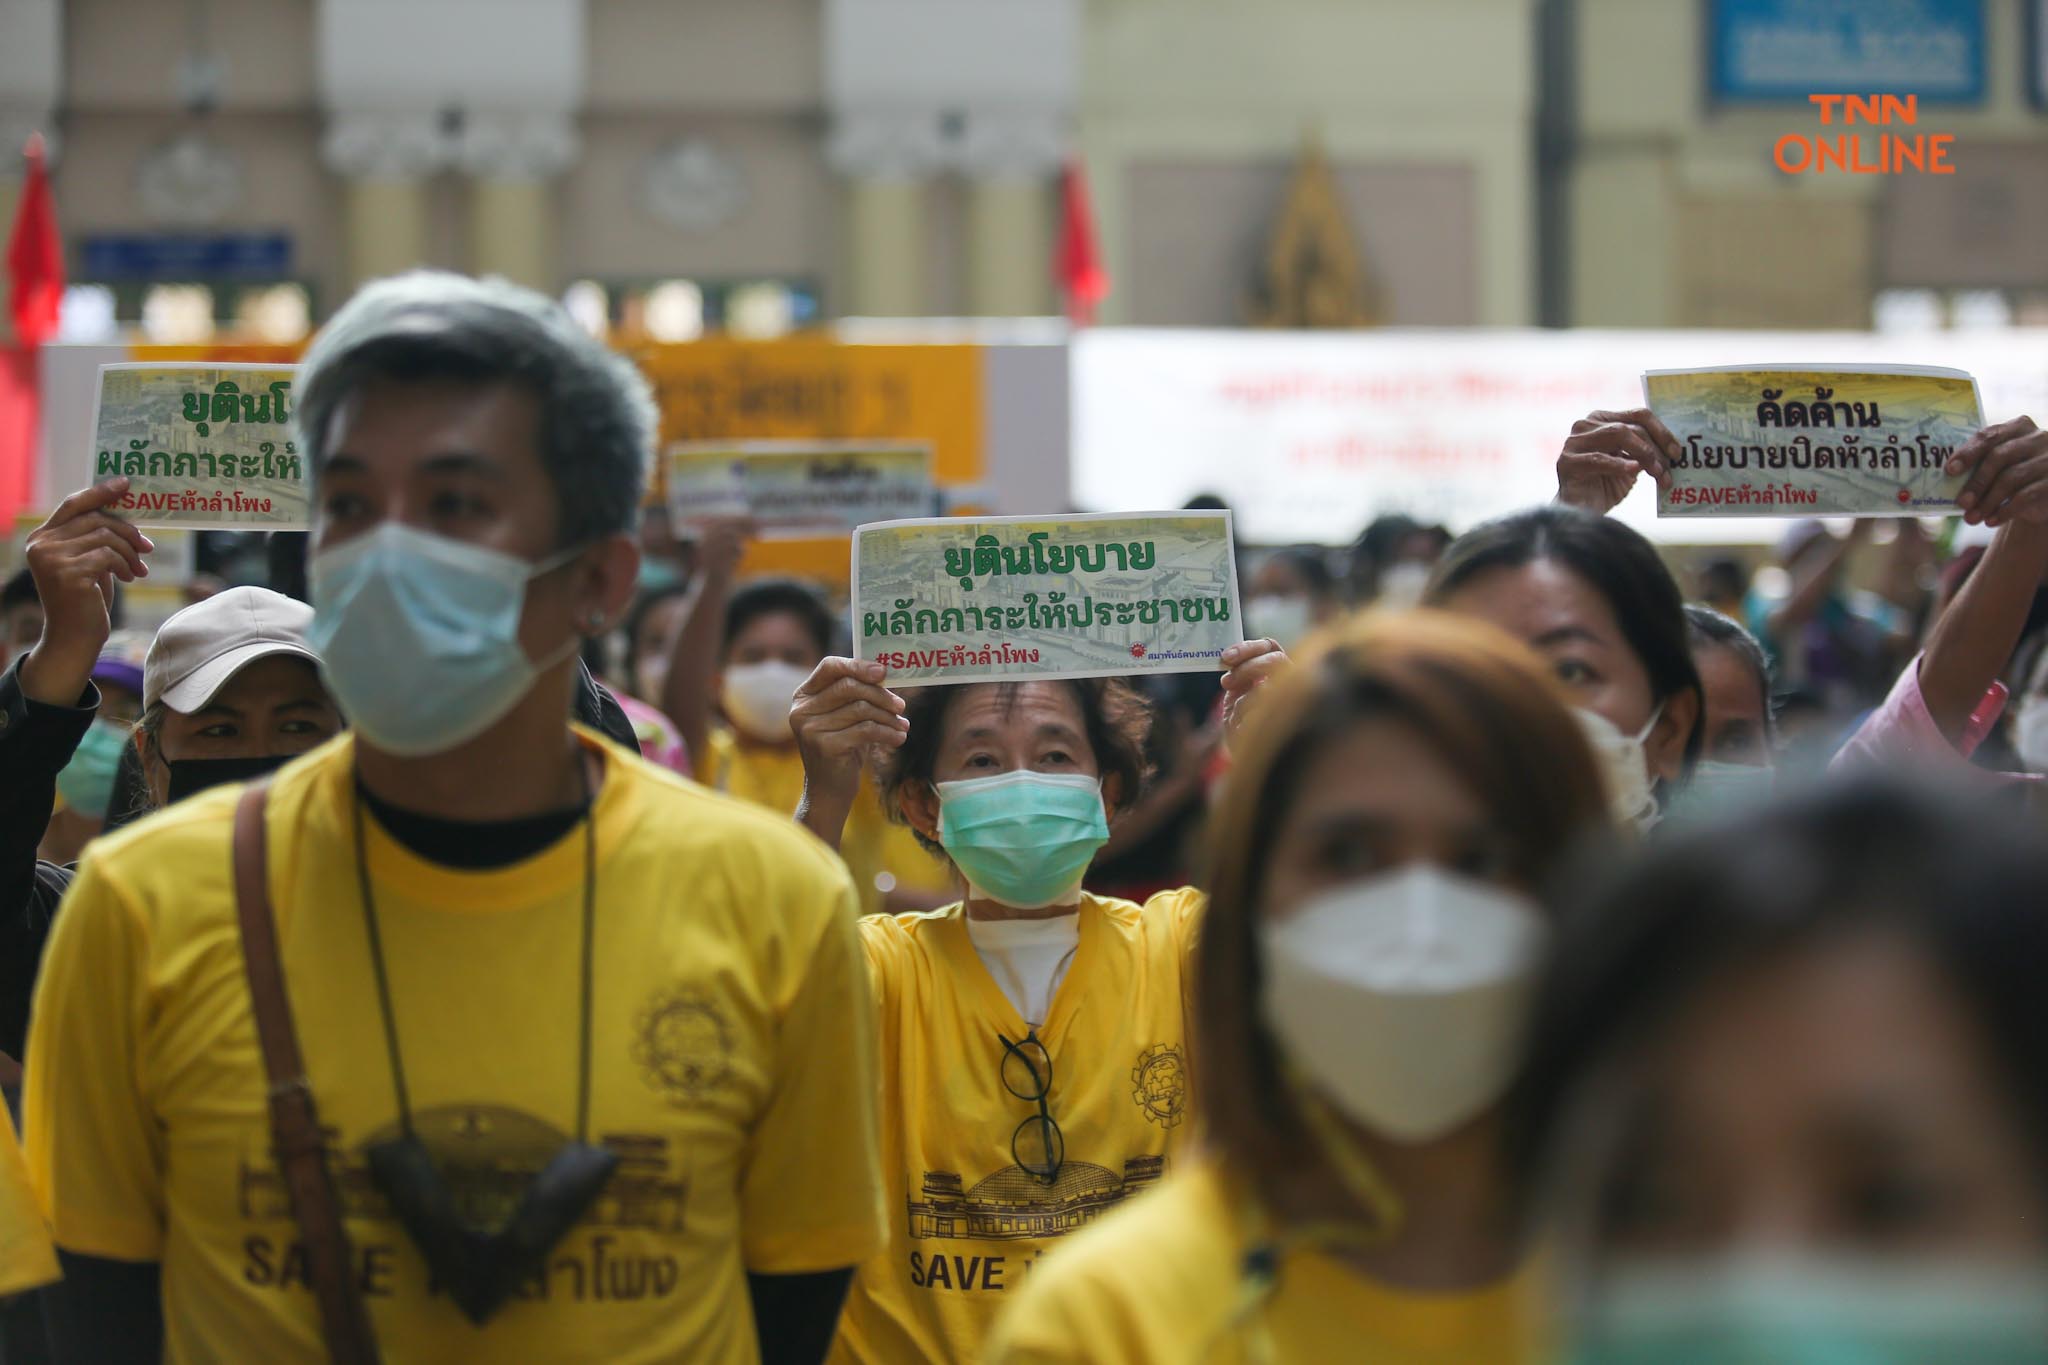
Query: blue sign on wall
1711 0 1986 103
2033 0 2048 107
79 232 292 280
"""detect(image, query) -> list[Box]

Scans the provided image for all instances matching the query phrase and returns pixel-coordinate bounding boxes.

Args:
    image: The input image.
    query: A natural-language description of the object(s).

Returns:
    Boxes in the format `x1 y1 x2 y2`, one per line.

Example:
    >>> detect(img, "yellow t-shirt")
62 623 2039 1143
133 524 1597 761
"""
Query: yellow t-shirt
25 728 886 1364
701 726 954 913
986 1159 1542 1365
0 1103 57 1296
872 819 957 903
830 888 1205 1365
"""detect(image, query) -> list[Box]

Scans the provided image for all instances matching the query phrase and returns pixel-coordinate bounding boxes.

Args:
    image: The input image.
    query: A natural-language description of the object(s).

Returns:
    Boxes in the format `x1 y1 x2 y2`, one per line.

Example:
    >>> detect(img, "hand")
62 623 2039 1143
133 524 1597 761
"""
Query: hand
685 516 758 581
1948 417 2048 527
18 480 152 706
1555 409 1680 515
790 657 909 809
1219 638 1290 736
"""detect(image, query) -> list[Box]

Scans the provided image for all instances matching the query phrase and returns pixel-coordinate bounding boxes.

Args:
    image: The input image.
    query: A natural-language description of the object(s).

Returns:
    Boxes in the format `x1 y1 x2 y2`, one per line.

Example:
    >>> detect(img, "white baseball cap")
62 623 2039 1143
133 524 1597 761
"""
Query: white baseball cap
144 586 322 713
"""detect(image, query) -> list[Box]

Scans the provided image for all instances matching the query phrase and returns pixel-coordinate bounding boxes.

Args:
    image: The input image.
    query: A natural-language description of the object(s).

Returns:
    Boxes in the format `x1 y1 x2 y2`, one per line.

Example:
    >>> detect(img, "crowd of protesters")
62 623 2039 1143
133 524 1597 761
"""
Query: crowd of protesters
0 272 2045 1363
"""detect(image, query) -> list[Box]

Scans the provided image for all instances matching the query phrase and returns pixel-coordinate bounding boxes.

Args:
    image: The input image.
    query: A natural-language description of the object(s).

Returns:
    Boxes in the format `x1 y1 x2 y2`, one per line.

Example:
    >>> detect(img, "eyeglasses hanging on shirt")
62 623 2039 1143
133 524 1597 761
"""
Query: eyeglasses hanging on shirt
997 1032 1065 1185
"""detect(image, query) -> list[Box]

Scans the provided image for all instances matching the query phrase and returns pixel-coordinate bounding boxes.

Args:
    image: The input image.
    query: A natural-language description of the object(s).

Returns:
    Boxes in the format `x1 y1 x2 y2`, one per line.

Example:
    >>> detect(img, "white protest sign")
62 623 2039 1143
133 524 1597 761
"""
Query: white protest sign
92 362 307 529
666 441 934 536
1648 364 1981 517
852 510 1242 685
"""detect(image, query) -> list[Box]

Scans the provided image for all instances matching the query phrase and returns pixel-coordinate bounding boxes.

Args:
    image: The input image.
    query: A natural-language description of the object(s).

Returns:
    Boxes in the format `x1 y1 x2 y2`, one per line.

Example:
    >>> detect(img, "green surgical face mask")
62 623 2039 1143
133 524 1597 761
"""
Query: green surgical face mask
1567 1257 2048 1365
55 719 130 821
936 770 1109 909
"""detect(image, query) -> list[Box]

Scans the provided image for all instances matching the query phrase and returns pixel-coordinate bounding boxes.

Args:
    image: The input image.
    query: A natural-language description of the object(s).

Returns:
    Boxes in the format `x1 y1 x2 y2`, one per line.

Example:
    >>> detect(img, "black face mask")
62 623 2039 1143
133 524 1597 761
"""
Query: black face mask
165 754 293 804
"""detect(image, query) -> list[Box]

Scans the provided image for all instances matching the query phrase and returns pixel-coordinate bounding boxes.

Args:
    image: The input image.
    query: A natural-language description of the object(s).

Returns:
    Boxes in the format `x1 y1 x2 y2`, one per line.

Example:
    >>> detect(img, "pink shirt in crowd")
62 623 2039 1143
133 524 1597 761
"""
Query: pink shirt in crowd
1831 653 2036 784
613 692 690 774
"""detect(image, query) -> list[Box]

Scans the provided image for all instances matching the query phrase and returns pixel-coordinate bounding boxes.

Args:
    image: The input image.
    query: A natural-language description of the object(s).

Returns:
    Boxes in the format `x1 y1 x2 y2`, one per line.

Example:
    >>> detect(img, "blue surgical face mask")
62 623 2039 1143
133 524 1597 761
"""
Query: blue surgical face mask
308 522 583 758
56 718 129 820
1567 1257 2048 1365
936 770 1110 909
1667 759 1775 825
636 556 684 594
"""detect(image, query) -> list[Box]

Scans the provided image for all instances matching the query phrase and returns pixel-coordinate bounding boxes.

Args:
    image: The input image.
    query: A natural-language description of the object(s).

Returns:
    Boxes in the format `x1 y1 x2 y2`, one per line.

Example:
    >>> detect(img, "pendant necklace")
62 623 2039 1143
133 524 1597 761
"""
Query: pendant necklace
351 754 618 1325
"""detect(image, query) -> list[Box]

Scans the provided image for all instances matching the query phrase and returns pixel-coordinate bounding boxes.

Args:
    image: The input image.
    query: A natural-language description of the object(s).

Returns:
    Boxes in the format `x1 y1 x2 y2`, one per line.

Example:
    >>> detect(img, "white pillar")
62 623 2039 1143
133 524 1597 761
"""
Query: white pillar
828 112 943 318
963 179 1051 317
959 111 1064 317
323 112 448 288
317 1 584 289
456 112 577 291
824 0 1076 321
843 178 926 318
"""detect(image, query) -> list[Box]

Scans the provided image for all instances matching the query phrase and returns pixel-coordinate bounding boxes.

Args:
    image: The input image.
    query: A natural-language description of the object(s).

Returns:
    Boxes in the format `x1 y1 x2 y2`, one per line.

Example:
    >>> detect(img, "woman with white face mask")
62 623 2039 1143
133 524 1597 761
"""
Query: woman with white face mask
1243 548 1340 651
1671 607 1779 821
985 612 1614 1365
1558 405 2048 794
1424 505 1704 833
657 524 957 915
1521 779 2048 1365
787 640 1288 1364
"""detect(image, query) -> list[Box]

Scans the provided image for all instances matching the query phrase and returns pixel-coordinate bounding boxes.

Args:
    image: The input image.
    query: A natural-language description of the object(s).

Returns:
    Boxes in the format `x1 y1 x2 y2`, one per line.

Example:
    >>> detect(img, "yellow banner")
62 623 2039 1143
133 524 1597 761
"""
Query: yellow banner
47 340 982 584
630 340 985 583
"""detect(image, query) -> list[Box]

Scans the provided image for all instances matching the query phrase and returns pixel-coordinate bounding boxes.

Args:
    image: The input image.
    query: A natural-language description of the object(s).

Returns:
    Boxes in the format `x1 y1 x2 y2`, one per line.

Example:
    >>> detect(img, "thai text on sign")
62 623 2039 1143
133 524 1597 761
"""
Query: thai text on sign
666 442 934 536
92 362 307 529
852 511 1243 685
1646 365 1982 517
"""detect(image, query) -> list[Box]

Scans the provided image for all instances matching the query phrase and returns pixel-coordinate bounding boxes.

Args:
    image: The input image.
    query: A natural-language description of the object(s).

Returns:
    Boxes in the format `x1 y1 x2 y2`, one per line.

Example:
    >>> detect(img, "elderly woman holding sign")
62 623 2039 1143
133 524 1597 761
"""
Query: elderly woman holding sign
789 634 1286 1364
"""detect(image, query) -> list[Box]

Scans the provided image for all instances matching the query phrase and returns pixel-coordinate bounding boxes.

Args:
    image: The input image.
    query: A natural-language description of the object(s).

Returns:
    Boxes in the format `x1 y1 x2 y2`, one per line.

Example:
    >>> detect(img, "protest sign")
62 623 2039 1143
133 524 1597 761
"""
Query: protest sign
91 362 306 529
666 441 934 535
1647 364 1982 518
853 511 1242 685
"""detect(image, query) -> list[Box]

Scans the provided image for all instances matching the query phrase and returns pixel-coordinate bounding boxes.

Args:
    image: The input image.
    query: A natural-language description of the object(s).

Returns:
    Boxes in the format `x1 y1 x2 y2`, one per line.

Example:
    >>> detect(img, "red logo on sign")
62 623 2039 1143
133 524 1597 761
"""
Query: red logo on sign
1130 644 1146 658
1897 488 1912 504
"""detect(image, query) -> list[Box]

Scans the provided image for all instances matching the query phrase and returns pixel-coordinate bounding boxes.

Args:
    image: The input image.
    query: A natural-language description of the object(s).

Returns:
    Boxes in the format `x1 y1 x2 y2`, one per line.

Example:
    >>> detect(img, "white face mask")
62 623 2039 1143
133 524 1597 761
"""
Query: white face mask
1376 561 1432 609
1246 595 1314 649
1664 758 1774 826
720 660 810 741
1258 863 1549 1144
1576 705 1664 832
635 654 670 707
2013 699 2048 775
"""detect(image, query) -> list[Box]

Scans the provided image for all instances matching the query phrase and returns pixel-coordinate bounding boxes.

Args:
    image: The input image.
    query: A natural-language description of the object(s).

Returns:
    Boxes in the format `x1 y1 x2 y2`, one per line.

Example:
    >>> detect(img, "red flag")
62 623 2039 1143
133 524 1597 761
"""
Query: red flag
0 350 36 525
1057 158 1107 326
2 133 61 526
7 133 62 346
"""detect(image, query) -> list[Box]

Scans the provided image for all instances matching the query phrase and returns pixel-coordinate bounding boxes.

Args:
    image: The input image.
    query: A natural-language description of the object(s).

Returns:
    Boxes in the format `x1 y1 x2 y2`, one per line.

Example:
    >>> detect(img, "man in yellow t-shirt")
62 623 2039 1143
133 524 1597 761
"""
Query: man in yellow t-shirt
26 272 885 1362
0 1104 57 1298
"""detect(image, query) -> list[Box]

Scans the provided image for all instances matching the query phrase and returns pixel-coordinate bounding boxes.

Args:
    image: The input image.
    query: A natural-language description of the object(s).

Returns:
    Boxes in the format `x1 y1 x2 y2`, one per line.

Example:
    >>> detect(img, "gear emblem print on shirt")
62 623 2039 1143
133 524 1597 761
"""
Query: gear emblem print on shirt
633 987 735 1107
1130 1043 1187 1128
